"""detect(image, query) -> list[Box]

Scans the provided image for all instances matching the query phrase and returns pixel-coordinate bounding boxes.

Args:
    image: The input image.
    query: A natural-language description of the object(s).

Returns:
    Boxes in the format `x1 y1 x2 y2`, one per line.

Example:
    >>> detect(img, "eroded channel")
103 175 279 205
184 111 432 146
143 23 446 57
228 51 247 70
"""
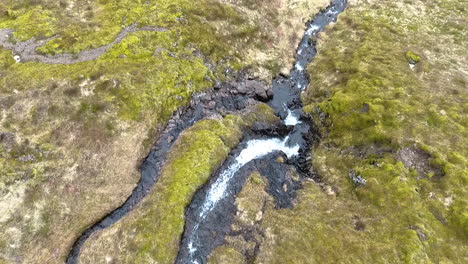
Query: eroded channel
66 0 346 262
176 1 347 263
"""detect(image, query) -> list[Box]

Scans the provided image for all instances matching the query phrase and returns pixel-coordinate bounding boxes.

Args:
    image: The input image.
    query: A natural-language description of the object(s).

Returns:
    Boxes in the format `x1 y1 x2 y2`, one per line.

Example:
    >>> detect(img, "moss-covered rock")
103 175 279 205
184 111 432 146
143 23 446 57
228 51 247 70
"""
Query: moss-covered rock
406 51 421 64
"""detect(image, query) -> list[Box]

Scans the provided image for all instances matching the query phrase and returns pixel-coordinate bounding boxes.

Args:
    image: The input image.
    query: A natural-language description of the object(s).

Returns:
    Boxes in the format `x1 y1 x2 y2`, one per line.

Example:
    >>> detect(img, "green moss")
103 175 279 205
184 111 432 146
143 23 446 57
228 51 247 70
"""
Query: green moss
259 0 468 263
0 6 57 40
0 0 322 262
406 51 421 63
105 104 279 263
0 48 14 68
208 246 245 264
0 0 291 261
449 199 468 239
132 120 232 262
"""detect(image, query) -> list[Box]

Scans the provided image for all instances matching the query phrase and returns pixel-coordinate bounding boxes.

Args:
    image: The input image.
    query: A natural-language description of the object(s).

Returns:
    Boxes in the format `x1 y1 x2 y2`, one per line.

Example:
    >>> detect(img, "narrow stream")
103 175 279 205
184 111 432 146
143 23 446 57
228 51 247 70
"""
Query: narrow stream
66 0 346 263
177 1 347 263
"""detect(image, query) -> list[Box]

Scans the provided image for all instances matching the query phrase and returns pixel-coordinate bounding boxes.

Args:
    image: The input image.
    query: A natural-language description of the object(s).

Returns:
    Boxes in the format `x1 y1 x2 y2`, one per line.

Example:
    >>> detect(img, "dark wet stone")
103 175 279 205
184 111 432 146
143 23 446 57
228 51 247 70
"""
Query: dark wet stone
214 80 222 90
208 101 216 109
176 150 302 264
237 83 249 94
254 86 269 101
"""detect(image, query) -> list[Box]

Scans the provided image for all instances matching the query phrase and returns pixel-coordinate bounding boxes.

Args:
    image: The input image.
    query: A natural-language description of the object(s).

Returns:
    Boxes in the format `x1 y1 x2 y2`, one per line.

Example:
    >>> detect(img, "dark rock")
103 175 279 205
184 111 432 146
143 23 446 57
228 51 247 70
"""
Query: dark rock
214 80 221 90
353 216 366 231
245 80 262 88
246 80 271 101
208 101 216 109
250 122 275 134
254 85 269 101
237 83 249 94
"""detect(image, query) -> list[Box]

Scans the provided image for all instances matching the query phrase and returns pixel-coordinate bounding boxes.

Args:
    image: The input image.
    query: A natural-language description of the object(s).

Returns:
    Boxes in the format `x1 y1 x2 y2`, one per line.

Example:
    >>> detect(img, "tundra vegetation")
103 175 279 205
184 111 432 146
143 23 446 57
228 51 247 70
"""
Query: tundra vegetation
0 0 331 263
0 0 466 263
211 0 467 263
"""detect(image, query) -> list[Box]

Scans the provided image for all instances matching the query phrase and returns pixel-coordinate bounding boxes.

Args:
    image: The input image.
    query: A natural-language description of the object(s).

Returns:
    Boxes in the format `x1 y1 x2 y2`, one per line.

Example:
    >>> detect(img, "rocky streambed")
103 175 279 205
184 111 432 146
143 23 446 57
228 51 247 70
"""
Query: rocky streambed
67 0 347 263
177 1 347 263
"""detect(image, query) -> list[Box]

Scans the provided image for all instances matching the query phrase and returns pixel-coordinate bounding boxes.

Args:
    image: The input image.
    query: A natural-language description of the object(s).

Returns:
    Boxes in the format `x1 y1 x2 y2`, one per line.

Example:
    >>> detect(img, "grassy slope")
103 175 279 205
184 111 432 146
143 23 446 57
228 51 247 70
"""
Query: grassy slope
0 0 332 263
254 0 467 263
79 104 279 263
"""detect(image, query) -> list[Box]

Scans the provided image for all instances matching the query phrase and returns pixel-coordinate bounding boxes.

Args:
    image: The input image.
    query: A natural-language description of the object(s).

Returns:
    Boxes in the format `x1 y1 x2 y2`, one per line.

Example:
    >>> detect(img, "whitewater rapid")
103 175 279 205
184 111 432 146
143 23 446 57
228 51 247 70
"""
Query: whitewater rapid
178 1 347 263
198 136 299 220
188 136 300 263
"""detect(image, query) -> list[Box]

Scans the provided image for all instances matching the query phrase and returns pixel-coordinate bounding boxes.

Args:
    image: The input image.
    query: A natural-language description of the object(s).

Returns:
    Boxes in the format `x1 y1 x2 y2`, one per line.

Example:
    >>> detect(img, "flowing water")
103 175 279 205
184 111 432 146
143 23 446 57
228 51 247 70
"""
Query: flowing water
66 1 346 262
198 136 300 221
177 1 347 263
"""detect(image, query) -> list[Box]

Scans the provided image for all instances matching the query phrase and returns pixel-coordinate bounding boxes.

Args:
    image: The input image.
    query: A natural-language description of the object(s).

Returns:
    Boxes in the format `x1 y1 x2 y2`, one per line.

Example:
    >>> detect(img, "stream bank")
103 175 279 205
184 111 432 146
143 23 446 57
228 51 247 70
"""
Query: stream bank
66 73 278 263
66 1 348 263
177 1 347 263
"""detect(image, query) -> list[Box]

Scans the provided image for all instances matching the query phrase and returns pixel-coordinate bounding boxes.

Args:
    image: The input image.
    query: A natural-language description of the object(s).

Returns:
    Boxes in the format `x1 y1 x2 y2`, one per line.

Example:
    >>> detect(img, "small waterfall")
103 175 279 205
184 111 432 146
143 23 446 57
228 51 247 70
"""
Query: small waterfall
284 109 302 126
185 136 300 262
178 1 348 263
199 136 299 220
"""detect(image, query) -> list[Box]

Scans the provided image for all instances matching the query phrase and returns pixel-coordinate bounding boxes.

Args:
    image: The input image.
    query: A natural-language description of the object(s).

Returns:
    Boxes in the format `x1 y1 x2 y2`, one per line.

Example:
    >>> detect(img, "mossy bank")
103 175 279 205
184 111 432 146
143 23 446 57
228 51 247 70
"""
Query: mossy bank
0 0 333 263
78 103 280 263
255 0 466 263
196 0 467 263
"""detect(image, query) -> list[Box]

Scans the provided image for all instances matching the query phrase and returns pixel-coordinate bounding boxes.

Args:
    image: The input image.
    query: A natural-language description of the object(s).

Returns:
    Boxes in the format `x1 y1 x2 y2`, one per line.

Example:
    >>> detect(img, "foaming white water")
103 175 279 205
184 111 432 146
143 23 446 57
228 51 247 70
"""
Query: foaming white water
198 137 299 219
326 9 339 15
295 62 304 71
305 25 320 35
284 109 301 126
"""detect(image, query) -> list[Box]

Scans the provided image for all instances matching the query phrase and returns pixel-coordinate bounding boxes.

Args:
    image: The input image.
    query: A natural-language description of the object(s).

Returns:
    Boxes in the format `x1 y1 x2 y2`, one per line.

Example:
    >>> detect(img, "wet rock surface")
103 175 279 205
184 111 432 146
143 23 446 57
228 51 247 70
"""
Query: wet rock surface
177 150 304 264
176 1 347 263
65 0 349 263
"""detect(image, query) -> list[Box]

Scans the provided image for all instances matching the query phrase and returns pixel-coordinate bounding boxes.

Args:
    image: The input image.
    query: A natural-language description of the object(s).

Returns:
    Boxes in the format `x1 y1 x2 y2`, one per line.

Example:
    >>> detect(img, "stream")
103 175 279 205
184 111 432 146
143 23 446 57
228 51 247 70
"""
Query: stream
176 0 347 263
66 0 346 263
